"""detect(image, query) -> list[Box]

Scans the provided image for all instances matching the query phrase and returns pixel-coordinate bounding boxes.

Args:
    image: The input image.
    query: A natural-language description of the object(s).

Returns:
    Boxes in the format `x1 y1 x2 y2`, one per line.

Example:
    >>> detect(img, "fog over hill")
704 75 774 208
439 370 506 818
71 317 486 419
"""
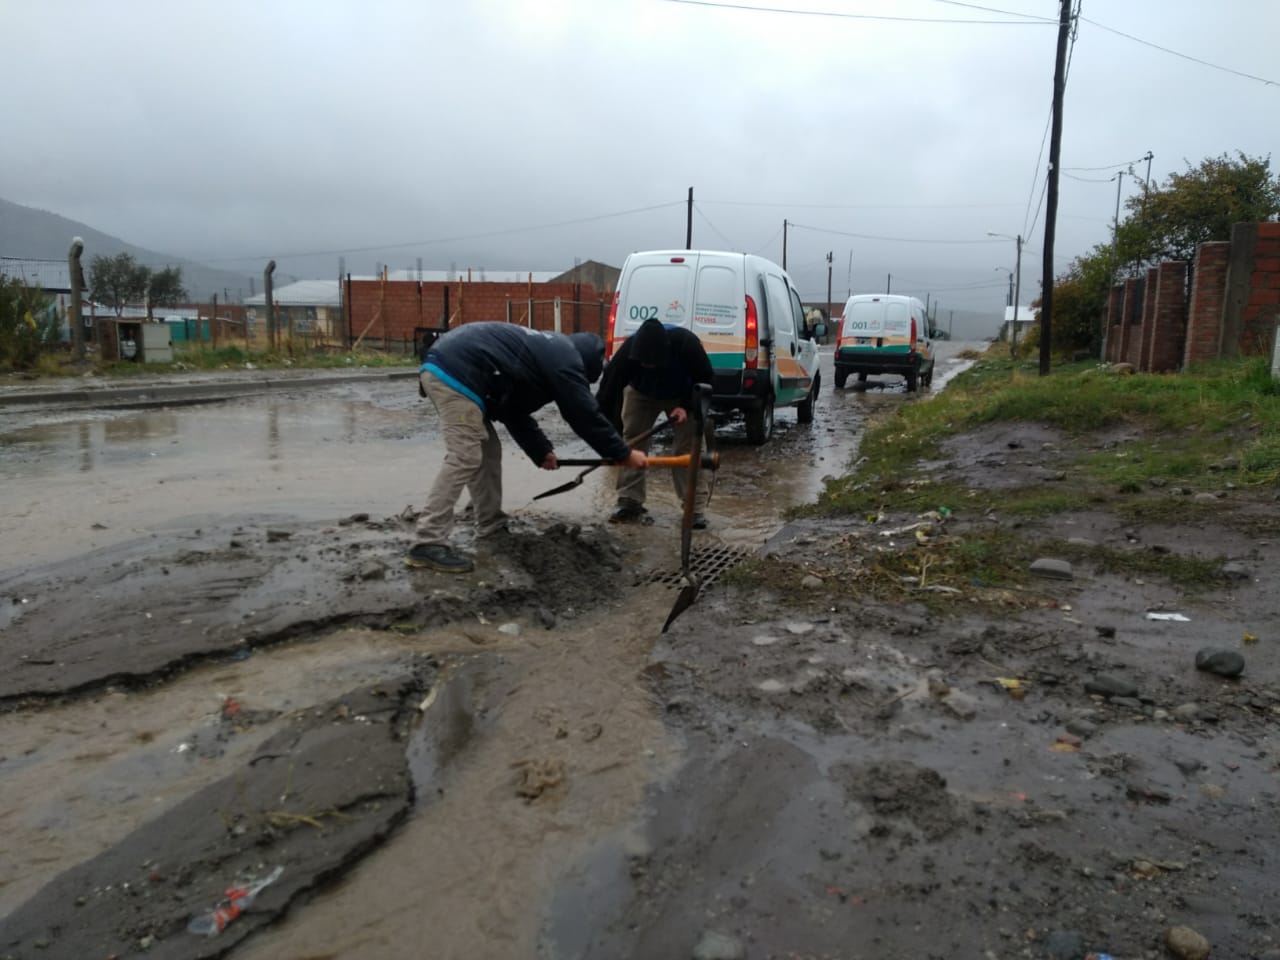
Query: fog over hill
1 198 255 302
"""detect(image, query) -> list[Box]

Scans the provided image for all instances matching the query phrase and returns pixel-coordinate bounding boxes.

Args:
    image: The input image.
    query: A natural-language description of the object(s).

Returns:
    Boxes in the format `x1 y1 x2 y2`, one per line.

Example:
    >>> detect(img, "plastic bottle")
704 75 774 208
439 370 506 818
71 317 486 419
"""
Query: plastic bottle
187 865 284 937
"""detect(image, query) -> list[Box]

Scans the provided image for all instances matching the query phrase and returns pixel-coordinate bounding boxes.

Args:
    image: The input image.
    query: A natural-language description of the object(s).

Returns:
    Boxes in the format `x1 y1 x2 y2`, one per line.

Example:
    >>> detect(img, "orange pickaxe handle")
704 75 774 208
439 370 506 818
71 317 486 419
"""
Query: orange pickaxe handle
554 452 719 469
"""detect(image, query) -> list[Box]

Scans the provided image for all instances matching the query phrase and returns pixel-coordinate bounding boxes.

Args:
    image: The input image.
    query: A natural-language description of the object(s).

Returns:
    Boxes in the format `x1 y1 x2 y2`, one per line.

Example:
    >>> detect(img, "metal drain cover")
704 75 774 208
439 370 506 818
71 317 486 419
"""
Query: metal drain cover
637 543 756 588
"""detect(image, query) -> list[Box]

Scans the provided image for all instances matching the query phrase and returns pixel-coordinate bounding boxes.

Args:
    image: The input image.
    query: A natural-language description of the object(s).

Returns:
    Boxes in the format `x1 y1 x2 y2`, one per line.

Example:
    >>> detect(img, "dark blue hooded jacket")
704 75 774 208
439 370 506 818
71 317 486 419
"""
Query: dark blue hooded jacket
422 322 630 464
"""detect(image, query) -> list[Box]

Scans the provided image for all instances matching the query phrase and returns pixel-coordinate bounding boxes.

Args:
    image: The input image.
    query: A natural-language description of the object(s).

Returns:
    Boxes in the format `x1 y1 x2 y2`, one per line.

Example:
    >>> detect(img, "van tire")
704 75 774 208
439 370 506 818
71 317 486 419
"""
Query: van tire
745 399 774 445
834 370 848 390
797 374 819 424
905 371 918 393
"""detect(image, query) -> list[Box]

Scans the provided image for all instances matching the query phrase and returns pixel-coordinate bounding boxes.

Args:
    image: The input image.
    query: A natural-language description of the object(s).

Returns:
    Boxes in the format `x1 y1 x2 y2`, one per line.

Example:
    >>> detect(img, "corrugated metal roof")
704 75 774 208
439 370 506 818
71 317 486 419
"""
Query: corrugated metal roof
244 280 341 307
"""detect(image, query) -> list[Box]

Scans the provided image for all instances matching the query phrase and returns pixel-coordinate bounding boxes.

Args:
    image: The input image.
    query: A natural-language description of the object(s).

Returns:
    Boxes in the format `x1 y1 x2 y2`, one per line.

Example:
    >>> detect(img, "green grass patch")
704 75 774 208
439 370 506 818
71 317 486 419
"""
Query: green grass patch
806 355 1280 519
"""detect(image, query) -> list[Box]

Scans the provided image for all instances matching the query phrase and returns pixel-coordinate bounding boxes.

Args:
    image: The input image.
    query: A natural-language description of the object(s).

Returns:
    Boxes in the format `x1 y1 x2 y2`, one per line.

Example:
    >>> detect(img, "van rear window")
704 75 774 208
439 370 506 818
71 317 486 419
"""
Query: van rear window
625 263 694 328
693 264 739 329
845 300 910 336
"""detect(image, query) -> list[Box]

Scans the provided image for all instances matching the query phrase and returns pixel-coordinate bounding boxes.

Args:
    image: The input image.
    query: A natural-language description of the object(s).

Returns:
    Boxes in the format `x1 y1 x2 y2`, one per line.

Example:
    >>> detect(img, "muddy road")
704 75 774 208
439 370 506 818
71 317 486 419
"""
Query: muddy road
14 343 1272 960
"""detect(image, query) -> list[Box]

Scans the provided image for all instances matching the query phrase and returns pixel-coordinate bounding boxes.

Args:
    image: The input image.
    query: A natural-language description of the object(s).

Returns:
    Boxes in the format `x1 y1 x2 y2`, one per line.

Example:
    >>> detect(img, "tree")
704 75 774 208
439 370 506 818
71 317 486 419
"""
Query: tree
90 253 149 316
1045 151 1280 356
1123 151 1280 271
147 266 188 309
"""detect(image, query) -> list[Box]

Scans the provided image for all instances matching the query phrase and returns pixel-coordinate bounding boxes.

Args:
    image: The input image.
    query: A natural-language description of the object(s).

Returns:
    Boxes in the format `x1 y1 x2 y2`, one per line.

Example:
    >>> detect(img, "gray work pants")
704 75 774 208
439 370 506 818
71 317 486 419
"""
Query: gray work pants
616 386 712 509
417 371 504 545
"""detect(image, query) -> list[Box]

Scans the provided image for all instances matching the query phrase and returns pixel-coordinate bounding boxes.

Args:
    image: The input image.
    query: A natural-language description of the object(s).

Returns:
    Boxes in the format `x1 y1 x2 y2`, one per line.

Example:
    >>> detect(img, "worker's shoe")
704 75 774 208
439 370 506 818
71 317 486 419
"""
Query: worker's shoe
609 502 652 525
404 543 474 573
476 512 510 538
691 513 708 531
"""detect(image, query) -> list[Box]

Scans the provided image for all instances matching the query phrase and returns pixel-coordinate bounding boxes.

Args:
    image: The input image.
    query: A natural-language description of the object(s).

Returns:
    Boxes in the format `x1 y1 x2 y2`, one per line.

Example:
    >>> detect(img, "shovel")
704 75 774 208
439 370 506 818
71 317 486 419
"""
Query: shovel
532 415 677 501
662 383 713 633
553 452 718 469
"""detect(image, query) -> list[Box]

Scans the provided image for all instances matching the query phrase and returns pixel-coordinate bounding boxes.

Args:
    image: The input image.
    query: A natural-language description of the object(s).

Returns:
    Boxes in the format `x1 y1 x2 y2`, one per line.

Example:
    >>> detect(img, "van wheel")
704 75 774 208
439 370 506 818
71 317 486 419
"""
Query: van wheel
857 371 867 383
745 399 774 445
797 375 819 424
834 370 848 390
905 372 918 393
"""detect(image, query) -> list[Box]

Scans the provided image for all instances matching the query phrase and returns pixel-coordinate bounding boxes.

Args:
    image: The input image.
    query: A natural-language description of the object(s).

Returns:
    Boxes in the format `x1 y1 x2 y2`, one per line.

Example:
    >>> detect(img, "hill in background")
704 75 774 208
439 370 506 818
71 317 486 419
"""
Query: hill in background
0 198 255 302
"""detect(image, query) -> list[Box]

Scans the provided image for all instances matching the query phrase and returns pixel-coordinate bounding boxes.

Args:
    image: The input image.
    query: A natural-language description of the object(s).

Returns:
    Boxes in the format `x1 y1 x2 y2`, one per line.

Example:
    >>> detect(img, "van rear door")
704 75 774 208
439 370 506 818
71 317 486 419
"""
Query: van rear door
613 252 699 349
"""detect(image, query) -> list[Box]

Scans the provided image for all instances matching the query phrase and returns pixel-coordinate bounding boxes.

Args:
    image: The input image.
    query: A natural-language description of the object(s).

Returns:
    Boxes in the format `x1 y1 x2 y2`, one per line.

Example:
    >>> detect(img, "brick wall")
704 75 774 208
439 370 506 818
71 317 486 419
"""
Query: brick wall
1148 261 1188 373
1116 278 1140 364
344 279 609 348
1184 241 1230 366
1103 284 1124 362
1134 267 1159 369
1242 221 1280 355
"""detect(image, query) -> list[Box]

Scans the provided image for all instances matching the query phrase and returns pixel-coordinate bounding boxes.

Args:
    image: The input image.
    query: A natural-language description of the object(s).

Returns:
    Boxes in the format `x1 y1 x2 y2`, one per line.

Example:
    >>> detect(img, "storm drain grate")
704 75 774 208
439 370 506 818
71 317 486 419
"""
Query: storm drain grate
637 543 757 589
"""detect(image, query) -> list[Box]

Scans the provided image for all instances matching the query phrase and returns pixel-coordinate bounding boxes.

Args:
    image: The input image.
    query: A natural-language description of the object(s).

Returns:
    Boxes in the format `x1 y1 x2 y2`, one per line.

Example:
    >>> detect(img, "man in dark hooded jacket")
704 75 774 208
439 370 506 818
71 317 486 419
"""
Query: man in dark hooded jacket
596 316 715 527
410 322 647 573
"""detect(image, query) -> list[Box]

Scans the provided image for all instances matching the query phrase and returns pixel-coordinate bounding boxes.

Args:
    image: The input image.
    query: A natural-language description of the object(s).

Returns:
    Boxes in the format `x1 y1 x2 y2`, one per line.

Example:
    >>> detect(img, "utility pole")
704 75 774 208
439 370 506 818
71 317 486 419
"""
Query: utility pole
825 251 833 319
686 187 693 249
1007 271 1014 306
68 237 85 360
948 309 953 339
925 292 930 315
264 259 276 351
1012 234 1023 359
886 273 891 294
782 219 788 269
1142 150 1154 198
846 251 853 298
1039 0 1072 376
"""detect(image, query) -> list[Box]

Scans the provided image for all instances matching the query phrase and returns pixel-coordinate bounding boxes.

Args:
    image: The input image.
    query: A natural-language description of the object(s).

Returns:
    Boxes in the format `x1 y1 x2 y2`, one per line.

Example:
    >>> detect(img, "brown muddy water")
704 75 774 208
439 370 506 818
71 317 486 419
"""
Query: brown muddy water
0 347 980 958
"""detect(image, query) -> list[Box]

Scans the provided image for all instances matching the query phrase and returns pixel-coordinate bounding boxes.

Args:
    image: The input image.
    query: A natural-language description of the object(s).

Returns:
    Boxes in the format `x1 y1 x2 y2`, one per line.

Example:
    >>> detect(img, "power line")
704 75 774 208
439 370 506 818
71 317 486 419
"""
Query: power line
1062 171 1116 183
789 222 1005 245
702 198 1022 210
1063 156 1145 171
194 200 686 265
1021 107 1052 238
692 204 737 249
1080 15 1279 87
933 0 1054 19
662 0 1055 24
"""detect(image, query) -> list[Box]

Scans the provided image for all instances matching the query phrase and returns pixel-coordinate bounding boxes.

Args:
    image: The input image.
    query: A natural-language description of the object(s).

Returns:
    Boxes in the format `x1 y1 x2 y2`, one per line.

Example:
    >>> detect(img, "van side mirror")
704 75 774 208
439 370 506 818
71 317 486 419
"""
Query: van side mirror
813 323 827 338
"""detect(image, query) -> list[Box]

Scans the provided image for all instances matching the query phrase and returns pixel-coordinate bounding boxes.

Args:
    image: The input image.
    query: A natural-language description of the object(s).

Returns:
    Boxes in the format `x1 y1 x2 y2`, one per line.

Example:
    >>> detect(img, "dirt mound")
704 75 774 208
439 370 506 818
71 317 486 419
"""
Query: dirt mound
838 760 963 841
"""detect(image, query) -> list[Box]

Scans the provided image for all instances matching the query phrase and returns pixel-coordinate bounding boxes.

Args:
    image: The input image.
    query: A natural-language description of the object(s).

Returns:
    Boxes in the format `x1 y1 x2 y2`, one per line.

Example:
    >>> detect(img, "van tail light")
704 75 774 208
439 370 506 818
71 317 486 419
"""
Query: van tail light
744 295 759 369
605 292 619 359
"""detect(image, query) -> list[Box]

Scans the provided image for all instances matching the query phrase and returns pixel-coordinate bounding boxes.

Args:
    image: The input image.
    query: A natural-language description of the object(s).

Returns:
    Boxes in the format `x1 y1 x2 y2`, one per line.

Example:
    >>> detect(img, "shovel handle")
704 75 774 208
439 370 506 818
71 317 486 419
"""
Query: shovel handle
554 452 719 469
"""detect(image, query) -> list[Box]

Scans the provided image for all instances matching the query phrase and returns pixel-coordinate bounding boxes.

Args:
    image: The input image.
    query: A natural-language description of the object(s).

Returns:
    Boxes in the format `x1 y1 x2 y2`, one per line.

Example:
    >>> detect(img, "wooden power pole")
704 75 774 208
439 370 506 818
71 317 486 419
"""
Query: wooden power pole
1039 0 1073 375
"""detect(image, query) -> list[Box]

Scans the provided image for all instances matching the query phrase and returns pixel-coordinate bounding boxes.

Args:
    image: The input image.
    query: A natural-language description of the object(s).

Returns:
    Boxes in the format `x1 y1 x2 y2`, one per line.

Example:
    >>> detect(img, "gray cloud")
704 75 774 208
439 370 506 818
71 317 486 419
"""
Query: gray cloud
6 0 1277 322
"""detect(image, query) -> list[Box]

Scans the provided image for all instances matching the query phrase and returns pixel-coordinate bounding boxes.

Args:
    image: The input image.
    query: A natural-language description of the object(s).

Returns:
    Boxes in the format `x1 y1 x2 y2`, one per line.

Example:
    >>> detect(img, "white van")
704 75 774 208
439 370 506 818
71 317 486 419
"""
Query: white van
607 250 825 444
834 294 935 392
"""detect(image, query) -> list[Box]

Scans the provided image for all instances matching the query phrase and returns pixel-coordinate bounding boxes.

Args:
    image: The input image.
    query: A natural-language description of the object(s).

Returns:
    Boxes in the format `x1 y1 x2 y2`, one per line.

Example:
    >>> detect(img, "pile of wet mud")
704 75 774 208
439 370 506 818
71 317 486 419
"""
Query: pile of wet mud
0 513 625 706
1 671 432 960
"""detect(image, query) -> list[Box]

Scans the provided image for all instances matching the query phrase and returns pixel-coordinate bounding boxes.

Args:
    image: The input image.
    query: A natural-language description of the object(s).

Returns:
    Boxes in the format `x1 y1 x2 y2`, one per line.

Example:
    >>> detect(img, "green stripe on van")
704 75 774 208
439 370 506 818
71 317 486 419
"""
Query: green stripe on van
710 352 746 370
838 344 912 358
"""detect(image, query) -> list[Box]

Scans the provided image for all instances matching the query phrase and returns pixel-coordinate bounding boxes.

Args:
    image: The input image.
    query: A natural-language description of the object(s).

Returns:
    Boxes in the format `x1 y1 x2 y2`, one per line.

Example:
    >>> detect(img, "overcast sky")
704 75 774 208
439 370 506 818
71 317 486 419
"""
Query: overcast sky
6 0 1278 318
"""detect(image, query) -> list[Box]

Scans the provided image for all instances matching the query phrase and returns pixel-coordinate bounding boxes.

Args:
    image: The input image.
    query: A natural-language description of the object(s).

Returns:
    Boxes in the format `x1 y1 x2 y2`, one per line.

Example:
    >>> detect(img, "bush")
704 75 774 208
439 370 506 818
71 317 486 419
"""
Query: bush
0 276 58 371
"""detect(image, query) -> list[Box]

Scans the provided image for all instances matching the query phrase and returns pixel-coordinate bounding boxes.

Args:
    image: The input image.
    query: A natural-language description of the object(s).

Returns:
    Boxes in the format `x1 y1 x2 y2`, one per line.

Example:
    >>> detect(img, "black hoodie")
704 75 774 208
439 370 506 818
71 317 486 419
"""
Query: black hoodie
422 321 629 464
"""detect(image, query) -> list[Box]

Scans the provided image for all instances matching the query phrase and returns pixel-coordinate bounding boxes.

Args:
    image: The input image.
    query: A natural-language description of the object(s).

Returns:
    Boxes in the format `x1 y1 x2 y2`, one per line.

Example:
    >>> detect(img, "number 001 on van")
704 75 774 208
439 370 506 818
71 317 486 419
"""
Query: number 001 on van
607 250 825 444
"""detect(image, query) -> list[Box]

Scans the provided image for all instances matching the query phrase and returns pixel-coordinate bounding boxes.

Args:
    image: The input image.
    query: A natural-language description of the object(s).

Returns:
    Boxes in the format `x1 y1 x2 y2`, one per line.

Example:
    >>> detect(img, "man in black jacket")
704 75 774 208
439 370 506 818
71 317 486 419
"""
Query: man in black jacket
596 317 715 528
411 322 647 573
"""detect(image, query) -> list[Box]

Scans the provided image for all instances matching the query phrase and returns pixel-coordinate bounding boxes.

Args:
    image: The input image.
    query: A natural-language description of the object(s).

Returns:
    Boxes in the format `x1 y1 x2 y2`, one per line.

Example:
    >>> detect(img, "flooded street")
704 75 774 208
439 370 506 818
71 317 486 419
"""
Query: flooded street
0 345 1019 959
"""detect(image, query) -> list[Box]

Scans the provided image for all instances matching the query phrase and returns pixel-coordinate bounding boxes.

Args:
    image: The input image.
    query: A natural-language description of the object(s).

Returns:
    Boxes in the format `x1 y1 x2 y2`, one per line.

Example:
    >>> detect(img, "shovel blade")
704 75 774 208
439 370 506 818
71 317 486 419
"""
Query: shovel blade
661 577 701 633
532 478 582 501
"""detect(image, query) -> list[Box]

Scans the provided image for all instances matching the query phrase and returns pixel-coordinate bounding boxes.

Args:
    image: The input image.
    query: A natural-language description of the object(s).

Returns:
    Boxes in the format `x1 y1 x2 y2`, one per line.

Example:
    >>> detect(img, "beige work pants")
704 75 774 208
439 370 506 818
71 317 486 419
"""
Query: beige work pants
615 386 712 509
417 371 503 545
